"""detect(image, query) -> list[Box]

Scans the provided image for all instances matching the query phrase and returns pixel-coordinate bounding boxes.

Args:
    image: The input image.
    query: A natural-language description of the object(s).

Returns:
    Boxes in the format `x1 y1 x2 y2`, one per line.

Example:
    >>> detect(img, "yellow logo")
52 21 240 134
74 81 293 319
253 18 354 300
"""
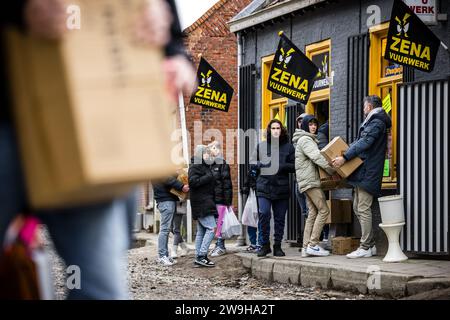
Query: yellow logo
200 70 213 87
395 13 410 38
277 47 295 69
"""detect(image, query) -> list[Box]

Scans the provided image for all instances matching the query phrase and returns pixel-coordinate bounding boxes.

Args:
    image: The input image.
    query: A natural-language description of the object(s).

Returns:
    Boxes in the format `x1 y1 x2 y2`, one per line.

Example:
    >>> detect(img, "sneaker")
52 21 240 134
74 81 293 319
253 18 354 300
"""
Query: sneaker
194 256 215 267
210 246 226 257
179 242 189 257
246 245 259 253
168 257 177 264
346 247 372 259
300 248 310 257
306 244 330 257
157 256 174 266
371 246 377 256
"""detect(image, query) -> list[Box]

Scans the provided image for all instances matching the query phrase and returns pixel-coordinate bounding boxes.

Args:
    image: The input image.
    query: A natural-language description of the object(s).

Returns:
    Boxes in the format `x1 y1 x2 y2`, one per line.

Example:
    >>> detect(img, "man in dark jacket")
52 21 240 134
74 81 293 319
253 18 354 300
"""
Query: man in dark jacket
153 176 188 266
332 95 392 259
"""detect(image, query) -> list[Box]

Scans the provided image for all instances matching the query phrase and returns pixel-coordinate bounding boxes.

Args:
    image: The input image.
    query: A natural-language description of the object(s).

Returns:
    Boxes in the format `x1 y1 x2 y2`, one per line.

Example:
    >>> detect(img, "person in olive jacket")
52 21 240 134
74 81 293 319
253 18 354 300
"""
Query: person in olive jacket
208 141 233 257
188 145 217 267
250 119 295 257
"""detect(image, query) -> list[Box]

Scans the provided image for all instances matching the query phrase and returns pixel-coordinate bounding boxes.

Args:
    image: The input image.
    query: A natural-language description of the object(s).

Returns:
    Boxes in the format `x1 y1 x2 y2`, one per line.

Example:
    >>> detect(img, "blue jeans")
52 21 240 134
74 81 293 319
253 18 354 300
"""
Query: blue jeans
157 201 176 257
195 215 216 257
247 223 262 246
0 123 131 299
257 197 289 245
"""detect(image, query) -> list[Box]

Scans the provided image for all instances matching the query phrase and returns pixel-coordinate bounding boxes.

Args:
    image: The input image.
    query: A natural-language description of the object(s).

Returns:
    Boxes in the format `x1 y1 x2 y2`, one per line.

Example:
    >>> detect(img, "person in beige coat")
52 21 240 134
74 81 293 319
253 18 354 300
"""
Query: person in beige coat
292 115 334 257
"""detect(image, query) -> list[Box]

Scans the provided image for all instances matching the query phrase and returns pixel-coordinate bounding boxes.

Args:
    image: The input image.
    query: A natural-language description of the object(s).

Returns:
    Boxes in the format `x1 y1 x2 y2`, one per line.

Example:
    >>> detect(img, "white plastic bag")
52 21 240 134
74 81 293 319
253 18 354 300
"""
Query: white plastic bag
241 189 258 227
221 207 241 239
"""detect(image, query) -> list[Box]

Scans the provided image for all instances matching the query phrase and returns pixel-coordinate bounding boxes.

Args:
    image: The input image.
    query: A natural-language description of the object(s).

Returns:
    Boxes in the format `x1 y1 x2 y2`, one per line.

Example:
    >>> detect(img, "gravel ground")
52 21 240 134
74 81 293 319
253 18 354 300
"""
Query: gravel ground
44 230 378 300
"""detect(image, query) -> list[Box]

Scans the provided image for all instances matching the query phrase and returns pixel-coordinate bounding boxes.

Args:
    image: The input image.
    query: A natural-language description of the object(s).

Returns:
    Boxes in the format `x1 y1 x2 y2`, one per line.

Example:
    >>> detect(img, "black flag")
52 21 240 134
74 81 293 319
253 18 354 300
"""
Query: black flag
267 32 319 104
190 57 234 112
384 0 440 73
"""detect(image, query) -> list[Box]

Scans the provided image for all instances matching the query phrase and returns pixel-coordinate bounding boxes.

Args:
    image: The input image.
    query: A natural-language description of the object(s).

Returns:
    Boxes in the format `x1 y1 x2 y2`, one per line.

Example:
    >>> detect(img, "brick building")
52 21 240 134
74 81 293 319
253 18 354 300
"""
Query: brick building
182 0 253 210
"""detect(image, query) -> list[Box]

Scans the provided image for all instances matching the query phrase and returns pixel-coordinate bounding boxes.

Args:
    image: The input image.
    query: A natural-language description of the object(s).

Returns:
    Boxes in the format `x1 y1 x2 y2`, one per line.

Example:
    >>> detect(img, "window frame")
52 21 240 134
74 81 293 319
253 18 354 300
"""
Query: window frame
369 22 401 189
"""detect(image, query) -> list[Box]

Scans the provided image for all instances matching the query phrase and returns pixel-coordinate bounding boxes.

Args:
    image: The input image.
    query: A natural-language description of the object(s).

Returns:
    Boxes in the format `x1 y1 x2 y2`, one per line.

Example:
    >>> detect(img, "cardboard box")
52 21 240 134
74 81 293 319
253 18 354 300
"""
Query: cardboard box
319 168 343 191
320 137 363 178
332 237 353 255
326 199 353 224
351 237 360 251
6 0 179 208
170 169 189 201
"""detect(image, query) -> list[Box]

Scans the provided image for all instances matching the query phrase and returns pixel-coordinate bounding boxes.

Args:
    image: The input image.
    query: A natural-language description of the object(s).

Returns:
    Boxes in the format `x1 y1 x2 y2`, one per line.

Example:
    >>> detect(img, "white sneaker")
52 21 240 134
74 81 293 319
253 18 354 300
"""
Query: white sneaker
346 247 372 259
171 245 178 259
301 248 310 257
210 246 226 257
306 245 330 256
371 246 377 256
157 256 174 266
179 242 189 257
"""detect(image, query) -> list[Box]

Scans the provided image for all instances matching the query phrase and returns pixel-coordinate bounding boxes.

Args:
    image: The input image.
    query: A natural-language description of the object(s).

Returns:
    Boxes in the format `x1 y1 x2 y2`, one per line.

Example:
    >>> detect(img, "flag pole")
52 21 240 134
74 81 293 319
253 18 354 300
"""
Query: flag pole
178 92 193 244
440 41 450 54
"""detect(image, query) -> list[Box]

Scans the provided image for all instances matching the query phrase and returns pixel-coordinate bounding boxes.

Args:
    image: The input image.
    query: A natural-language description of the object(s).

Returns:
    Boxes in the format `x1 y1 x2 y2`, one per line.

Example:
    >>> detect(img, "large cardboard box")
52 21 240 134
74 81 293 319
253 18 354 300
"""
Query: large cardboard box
332 237 353 255
6 0 179 208
320 137 363 178
326 199 352 224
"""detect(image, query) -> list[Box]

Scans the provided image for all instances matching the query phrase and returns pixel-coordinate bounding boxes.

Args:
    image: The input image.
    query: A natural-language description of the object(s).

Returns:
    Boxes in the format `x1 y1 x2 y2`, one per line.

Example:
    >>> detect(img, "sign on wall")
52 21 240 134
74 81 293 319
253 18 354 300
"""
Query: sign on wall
311 51 330 91
404 0 437 25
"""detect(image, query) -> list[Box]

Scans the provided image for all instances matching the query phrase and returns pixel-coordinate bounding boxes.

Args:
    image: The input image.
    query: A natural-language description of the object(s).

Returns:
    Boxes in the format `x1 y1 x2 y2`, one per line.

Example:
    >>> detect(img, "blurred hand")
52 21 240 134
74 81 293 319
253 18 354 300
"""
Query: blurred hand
163 55 197 103
182 185 189 193
332 156 346 168
24 0 67 40
135 0 172 47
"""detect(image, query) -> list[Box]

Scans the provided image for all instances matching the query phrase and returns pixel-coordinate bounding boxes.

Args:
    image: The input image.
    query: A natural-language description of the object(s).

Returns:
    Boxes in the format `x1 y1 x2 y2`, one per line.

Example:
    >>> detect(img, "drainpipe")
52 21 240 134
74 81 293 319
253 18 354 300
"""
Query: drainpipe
236 32 246 247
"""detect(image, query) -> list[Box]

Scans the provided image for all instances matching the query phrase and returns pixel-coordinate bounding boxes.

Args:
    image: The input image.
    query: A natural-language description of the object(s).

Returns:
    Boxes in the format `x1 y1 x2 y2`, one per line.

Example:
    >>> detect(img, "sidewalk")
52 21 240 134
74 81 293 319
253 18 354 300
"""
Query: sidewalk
133 232 450 299
236 245 450 299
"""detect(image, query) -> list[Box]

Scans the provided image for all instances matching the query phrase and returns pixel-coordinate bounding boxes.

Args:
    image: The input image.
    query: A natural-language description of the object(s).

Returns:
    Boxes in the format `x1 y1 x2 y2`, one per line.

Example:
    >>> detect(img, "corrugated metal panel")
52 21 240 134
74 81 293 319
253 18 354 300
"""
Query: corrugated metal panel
346 33 369 144
398 78 449 256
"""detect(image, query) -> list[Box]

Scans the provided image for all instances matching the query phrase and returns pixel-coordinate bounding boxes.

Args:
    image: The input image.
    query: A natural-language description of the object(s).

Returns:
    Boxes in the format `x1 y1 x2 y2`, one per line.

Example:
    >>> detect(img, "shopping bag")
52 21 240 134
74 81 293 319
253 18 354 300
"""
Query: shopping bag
241 189 258 227
221 207 241 239
0 215 53 300
215 205 227 238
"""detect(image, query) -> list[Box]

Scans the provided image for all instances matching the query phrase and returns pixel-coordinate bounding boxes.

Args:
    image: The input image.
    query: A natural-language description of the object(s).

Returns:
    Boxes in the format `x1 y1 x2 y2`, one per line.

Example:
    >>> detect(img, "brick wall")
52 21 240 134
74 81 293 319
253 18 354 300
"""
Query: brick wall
182 0 252 210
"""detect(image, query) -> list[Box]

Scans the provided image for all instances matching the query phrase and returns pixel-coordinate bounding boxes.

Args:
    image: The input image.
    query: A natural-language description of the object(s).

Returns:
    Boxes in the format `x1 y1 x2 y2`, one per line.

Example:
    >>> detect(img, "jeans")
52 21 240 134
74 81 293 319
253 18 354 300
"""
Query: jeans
0 123 131 299
195 215 216 257
171 213 184 246
247 222 263 246
257 197 289 245
157 201 176 257
295 184 308 217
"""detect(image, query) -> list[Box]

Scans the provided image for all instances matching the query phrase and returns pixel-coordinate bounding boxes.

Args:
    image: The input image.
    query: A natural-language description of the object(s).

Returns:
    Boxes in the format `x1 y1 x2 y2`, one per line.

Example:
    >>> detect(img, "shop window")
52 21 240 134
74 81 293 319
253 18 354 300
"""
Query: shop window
262 55 288 129
305 39 331 131
369 22 402 188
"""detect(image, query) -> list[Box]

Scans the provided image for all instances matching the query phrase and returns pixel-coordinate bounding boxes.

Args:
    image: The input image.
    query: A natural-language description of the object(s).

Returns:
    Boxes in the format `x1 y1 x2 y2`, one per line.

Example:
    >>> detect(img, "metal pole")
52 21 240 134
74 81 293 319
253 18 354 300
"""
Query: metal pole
236 33 246 246
178 93 193 243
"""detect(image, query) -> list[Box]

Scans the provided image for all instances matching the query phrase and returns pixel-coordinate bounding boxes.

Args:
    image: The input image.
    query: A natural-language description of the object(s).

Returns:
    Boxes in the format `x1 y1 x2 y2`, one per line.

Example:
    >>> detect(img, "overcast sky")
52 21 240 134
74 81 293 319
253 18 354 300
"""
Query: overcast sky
174 0 220 30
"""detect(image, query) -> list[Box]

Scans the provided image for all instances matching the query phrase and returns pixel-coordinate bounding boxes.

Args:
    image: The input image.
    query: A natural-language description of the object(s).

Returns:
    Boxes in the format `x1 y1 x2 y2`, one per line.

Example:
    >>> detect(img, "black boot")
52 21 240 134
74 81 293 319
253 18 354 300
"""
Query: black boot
273 242 285 257
257 243 272 257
